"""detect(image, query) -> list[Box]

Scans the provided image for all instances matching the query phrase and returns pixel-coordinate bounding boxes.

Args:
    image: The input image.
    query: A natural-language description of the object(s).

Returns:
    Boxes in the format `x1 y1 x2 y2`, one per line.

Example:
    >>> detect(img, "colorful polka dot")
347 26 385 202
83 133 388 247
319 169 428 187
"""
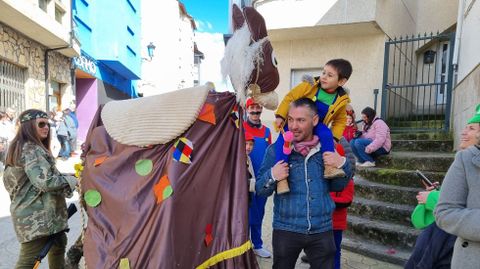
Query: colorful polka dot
84 190 102 207
135 159 153 176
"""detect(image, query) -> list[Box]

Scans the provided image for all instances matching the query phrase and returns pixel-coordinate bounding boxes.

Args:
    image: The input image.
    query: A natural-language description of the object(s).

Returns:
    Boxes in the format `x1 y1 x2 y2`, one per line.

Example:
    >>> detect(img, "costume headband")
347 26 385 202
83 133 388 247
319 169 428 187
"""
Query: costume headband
20 111 48 123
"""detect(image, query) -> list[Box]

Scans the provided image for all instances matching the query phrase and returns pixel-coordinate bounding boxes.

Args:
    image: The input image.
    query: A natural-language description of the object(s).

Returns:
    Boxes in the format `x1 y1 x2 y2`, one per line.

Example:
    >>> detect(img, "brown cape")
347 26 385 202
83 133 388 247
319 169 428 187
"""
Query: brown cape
81 92 258 268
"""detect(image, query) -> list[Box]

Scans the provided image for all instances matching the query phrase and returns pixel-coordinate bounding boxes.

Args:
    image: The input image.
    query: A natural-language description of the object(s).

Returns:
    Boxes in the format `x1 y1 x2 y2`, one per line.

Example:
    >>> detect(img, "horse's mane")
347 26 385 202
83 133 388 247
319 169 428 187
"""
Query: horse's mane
221 24 268 106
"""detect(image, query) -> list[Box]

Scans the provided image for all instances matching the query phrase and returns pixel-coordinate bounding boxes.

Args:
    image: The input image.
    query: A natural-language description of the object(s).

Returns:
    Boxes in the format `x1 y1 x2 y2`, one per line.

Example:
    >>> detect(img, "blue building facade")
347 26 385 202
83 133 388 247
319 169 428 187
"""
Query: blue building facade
72 0 141 141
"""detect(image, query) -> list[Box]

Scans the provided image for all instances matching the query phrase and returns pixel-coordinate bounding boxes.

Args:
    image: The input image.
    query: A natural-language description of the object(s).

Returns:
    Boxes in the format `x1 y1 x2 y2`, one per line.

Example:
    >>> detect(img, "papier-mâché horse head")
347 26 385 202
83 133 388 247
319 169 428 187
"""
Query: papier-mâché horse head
221 4 279 110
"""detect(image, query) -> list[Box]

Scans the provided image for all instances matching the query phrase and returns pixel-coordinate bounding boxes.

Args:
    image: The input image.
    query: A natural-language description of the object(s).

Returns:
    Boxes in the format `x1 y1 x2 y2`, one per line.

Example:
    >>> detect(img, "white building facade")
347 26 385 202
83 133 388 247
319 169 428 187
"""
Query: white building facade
451 0 480 147
139 0 198 96
252 0 458 133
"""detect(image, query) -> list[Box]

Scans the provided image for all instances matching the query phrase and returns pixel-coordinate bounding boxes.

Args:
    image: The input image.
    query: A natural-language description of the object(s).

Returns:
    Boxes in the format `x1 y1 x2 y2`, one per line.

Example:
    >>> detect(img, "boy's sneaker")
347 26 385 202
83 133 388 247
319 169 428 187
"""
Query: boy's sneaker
359 161 376 167
355 161 362 166
254 248 272 258
324 165 346 179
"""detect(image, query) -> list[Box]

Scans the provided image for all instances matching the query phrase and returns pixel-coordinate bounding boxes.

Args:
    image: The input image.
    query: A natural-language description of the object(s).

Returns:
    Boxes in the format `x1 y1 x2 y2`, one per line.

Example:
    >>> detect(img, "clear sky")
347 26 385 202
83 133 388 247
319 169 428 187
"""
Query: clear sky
181 0 229 33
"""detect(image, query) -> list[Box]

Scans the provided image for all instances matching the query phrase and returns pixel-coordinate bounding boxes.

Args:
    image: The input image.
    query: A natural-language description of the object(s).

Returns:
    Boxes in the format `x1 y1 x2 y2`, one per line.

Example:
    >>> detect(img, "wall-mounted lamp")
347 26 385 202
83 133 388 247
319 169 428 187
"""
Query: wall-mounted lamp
142 42 156 62
423 50 436 64
147 42 156 60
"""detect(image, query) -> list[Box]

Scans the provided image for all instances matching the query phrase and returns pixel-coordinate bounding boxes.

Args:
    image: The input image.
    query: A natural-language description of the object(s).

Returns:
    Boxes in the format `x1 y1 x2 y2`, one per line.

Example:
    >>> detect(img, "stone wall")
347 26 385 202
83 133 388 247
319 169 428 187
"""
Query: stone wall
0 22 73 111
452 63 480 148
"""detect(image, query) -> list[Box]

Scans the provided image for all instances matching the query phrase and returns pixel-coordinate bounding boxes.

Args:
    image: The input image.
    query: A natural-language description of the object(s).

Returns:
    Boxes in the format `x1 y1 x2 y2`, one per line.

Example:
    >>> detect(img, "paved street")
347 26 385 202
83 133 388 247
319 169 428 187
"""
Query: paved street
256 198 402 269
0 156 402 269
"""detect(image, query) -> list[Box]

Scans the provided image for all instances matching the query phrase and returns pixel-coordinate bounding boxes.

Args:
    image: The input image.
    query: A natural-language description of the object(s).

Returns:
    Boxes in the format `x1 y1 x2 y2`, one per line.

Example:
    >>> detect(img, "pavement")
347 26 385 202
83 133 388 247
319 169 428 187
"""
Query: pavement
0 155 402 269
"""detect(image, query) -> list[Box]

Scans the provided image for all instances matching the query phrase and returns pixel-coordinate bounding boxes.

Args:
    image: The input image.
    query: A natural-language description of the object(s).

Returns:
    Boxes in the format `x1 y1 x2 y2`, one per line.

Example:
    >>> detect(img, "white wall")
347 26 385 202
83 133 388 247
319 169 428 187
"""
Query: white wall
139 0 195 96
457 0 480 82
255 0 375 30
452 0 480 147
267 33 386 123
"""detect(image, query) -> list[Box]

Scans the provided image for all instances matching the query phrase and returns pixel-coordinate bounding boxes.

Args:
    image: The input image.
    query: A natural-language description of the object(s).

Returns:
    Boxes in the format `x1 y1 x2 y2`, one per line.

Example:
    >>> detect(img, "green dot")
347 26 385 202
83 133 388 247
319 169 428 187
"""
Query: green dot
135 159 153 176
162 186 173 199
84 190 102 207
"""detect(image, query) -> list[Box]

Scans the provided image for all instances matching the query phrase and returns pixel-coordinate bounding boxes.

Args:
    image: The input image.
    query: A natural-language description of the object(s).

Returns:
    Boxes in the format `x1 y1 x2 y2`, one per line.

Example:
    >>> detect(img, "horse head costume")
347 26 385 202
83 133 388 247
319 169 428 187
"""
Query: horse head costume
79 4 279 269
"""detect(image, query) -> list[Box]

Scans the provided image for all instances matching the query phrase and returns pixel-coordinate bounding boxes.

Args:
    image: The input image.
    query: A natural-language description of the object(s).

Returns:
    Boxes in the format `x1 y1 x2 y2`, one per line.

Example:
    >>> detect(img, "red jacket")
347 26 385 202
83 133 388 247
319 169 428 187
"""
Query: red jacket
331 180 354 230
331 143 355 230
342 124 357 142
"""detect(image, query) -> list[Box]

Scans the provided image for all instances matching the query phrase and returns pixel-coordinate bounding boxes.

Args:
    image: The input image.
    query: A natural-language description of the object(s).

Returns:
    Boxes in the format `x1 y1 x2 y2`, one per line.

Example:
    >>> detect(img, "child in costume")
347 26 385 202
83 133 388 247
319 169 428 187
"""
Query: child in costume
274 58 352 179
245 131 255 193
243 98 272 258
330 142 355 269
343 114 357 142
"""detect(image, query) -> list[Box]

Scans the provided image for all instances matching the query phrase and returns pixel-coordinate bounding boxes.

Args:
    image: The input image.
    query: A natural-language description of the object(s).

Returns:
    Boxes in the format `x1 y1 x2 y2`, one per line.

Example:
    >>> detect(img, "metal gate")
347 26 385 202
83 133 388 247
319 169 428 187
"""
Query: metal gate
0 59 25 113
380 32 455 132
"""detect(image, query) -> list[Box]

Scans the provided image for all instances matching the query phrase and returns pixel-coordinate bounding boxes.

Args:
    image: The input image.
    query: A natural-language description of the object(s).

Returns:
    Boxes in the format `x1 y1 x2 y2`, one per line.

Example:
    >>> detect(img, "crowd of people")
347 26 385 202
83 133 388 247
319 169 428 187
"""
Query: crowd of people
243 58 393 269
1 56 479 269
0 106 78 168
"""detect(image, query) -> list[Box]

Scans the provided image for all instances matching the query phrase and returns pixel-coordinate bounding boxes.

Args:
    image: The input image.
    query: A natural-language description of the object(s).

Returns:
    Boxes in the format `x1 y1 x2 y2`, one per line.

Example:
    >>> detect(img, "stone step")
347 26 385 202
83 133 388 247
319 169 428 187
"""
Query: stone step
375 151 455 172
349 197 415 226
388 120 444 128
357 167 446 188
346 215 420 250
392 139 453 152
390 132 452 140
342 234 411 266
354 176 421 206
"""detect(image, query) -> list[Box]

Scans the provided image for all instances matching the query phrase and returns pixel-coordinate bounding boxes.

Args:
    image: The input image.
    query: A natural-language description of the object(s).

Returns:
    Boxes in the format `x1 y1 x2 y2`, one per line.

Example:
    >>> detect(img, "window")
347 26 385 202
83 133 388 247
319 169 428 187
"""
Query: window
290 68 323 88
49 81 62 110
0 60 26 113
55 5 65 24
39 0 50 12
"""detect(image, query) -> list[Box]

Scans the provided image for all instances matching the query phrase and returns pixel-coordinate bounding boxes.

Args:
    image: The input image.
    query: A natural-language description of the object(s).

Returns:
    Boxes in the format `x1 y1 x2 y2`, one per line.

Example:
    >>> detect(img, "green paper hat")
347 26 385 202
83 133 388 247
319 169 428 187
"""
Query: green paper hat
468 104 480 124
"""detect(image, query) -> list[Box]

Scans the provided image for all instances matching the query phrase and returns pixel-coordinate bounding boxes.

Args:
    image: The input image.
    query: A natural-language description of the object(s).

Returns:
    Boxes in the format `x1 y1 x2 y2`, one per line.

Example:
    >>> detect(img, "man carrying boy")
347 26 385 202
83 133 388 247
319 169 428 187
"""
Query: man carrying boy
243 98 272 258
256 98 352 269
274 59 352 179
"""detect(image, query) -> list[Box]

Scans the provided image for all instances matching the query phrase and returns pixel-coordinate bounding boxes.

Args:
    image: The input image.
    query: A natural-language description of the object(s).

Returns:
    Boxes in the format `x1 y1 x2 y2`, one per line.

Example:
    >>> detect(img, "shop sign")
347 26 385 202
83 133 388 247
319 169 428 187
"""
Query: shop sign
74 54 97 76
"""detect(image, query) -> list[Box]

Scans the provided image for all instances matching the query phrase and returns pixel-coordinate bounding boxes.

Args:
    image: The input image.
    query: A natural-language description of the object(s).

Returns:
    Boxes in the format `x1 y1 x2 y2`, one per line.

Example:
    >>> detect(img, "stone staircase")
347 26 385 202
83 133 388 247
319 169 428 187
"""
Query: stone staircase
342 132 455 265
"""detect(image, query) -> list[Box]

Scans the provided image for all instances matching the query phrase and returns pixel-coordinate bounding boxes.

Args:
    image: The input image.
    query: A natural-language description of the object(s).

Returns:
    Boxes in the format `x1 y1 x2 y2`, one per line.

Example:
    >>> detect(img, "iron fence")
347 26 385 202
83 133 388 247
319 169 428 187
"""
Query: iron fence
381 32 455 132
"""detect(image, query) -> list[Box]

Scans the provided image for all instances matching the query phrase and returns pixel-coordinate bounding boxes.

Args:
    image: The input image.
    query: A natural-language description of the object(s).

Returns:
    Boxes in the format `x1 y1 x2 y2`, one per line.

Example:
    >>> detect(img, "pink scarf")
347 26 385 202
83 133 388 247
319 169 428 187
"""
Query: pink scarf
293 135 319 156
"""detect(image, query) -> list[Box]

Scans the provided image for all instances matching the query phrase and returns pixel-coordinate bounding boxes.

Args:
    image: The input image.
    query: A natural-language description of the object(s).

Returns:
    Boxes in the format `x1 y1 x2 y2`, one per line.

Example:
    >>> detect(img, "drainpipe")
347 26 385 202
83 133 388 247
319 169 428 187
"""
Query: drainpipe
70 0 77 99
44 46 70 112
452 0 465 76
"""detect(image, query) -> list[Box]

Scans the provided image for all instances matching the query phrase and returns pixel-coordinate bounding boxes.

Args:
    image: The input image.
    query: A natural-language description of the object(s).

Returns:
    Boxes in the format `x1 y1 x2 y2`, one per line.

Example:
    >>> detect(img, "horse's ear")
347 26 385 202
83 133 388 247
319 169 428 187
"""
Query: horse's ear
232 4 245 31
243 6 267 41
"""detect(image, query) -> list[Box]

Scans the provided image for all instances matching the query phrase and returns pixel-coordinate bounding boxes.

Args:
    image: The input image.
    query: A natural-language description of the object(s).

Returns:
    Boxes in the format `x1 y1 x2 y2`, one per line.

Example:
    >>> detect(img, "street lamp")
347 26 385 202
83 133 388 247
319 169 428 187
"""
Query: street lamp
147 42 156 60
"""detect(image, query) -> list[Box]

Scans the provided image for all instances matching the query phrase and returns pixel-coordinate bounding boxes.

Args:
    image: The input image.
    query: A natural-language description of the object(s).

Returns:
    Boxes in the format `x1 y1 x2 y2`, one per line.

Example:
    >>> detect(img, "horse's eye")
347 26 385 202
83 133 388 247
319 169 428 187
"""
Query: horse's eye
271 51 278 68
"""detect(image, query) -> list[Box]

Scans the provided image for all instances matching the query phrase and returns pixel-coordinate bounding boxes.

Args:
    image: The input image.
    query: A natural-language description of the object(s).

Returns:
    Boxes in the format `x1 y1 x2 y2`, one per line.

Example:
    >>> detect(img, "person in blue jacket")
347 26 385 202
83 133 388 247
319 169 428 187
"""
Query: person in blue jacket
256 98 351 269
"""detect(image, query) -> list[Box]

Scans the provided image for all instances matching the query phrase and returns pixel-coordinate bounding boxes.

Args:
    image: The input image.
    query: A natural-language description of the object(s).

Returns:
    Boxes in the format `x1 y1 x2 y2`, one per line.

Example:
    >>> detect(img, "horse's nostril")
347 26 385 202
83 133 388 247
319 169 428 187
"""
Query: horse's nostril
271 51 278 68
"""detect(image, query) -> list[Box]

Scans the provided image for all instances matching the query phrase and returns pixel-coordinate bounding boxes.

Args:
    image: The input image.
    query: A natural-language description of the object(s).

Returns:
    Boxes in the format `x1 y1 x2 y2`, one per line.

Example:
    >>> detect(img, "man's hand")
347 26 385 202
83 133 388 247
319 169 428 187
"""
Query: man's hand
274 117 284 131
424 181 440 191
323 152 345 168
271 160 289 180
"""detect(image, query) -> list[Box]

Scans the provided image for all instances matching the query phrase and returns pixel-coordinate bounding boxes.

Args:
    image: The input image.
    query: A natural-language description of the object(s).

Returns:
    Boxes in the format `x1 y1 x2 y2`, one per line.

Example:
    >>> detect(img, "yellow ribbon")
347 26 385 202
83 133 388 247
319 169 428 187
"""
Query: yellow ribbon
196 241 253 269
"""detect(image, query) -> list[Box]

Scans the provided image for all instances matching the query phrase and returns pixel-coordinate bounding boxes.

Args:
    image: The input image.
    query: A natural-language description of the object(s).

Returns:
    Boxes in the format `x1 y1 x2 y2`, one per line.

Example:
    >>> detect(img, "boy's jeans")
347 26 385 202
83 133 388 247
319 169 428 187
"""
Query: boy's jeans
350 138 388 163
